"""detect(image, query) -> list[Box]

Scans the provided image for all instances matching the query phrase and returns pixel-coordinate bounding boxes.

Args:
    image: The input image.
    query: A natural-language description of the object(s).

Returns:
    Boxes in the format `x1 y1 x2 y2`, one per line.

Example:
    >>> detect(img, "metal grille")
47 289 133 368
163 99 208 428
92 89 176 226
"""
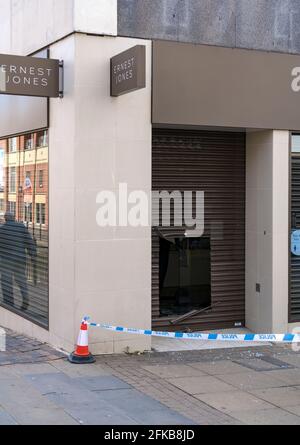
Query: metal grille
290 154 300 321
152 129 246 331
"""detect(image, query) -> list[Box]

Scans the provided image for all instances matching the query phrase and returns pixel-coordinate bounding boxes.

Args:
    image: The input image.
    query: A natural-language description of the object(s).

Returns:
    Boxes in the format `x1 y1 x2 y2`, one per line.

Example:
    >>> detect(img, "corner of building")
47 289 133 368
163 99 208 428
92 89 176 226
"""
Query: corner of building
246 129 289 334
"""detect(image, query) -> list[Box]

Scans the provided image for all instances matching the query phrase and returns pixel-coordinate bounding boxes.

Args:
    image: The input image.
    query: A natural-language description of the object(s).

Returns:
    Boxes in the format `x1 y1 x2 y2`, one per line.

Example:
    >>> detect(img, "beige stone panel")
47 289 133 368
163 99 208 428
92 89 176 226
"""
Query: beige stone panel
115 140 152 190
76 188 116 242
113 337 151 354
74 286 151 354
74 138 116 191
49 237 75 292
0 305 50 345
257 188 273 235
74 89 117 142
75 239 151 294
49 187 74 242
48 285 75 351
246 188 258 232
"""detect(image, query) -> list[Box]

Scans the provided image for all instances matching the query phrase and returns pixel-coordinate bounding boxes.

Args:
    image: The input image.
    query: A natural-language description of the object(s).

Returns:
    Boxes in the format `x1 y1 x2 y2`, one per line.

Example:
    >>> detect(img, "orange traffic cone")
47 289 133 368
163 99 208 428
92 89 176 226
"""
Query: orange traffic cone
68 319 95 364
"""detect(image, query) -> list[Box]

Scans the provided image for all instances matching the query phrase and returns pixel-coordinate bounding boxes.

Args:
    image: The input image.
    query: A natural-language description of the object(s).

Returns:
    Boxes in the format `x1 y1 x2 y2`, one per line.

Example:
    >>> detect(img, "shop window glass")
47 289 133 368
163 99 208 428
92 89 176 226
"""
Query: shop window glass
0 130 49 328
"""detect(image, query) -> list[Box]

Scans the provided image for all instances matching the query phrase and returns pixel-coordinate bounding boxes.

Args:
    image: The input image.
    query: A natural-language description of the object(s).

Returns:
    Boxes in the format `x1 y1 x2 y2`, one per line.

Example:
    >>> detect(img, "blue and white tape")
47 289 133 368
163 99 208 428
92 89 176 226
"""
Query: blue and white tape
87 321 300 343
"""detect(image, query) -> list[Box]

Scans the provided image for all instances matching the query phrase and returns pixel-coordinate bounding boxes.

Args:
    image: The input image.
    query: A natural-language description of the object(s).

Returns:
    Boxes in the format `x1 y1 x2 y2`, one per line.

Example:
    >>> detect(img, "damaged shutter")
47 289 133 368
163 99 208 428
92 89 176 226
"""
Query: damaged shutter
152 129 246 331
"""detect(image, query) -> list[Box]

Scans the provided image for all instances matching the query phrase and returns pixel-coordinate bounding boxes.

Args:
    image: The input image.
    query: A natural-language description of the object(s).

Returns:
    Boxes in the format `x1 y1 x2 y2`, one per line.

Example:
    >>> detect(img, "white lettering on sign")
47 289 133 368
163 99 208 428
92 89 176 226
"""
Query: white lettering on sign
0 67 6 92
0 63 53 89
113 57 135 85
292 67 300 92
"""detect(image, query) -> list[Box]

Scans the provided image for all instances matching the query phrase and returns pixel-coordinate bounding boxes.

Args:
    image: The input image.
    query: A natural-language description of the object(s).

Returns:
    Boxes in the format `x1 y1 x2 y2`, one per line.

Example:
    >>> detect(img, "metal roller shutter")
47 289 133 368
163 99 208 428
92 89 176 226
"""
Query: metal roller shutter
152 129 246 331
290 153 300 321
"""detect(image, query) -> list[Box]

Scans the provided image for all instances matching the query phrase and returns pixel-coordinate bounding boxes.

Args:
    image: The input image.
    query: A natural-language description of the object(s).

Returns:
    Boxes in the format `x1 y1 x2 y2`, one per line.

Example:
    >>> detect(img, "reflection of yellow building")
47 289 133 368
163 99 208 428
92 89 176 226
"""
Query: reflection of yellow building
0 131 48 230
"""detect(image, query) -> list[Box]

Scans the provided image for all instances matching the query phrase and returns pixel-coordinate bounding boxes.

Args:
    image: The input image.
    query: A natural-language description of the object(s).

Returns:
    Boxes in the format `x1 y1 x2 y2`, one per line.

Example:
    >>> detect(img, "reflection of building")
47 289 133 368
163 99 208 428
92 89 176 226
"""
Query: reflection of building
0 131 48 235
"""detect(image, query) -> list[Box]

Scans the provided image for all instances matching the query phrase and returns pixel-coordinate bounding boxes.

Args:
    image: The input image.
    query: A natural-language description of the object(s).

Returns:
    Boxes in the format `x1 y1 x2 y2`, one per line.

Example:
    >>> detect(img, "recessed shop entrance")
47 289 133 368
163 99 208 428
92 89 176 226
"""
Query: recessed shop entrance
152 129 246 332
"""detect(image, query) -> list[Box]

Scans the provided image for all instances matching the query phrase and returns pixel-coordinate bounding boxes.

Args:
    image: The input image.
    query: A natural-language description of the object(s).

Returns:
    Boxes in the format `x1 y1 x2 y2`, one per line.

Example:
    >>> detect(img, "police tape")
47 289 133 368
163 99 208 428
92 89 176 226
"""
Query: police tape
86 321 300 343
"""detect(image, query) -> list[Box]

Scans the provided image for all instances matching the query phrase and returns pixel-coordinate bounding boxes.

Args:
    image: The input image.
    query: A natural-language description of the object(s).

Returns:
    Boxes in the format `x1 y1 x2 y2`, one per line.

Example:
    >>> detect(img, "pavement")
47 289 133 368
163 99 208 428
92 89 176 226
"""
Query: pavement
152 328 271 352
2 329 300 424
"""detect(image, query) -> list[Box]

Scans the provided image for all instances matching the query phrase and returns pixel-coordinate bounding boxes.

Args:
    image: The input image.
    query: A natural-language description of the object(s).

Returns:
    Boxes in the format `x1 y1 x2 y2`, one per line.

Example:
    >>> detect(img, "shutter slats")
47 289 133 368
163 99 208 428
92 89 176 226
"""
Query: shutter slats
290 155 300 322
152 129 246 331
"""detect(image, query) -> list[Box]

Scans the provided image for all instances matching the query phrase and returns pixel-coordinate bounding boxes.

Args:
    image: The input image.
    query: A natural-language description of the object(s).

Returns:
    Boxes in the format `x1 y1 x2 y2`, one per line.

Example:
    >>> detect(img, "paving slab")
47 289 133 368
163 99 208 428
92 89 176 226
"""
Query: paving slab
23 373 99 403
188 360 250 375
249 387 300 408
142 364 206 379
45 398 138 426
0 409 18 425
194 390 274 414
283 405 300 416
275 354 300 368
229 408 300 425
0 367 17 379
216 372 286 390
50 359 112 378
6 407 78 426
0 377 74 425
166 375 234 395
75 376 131 391
263 369 300 386
8 363 61 377
94 388 195 425
234 358 289 372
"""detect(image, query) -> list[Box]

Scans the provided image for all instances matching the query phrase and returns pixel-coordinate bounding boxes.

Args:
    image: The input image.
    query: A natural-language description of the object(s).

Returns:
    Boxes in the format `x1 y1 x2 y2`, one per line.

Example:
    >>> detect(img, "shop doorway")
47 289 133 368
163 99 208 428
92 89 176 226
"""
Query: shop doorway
152 129 246 332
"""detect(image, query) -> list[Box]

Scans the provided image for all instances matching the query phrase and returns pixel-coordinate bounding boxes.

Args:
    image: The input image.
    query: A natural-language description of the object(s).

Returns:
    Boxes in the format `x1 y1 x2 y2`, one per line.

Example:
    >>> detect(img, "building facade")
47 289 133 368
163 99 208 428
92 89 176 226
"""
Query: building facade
0 0 299 354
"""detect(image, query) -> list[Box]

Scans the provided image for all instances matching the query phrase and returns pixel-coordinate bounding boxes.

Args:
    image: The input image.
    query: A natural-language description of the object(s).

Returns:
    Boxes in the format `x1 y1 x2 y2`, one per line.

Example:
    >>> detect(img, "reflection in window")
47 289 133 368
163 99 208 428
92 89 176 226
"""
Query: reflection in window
37 130 48 148
0 131 49 328
24 134 34 150
24 203 33 224
8 138 17 153
36 203 46 225
9 167 16 193
39 170 44 188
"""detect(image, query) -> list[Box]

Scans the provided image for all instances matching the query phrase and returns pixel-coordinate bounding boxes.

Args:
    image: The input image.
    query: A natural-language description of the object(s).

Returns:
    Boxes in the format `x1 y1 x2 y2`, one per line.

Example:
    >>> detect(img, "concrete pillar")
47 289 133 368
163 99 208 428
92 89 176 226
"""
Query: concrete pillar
50 34 152 354
246 130 289 333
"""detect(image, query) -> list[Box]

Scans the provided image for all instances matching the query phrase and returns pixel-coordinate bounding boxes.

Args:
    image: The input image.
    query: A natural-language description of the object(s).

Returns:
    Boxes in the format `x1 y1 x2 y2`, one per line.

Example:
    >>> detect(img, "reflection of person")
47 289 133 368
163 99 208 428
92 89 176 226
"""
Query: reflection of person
0 212 37 311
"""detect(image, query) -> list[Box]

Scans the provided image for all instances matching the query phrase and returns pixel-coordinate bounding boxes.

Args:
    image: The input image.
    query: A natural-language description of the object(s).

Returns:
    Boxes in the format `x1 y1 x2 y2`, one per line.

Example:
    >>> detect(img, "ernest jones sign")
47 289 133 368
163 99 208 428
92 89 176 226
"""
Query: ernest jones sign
111 45 146 97
0 53 60 98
